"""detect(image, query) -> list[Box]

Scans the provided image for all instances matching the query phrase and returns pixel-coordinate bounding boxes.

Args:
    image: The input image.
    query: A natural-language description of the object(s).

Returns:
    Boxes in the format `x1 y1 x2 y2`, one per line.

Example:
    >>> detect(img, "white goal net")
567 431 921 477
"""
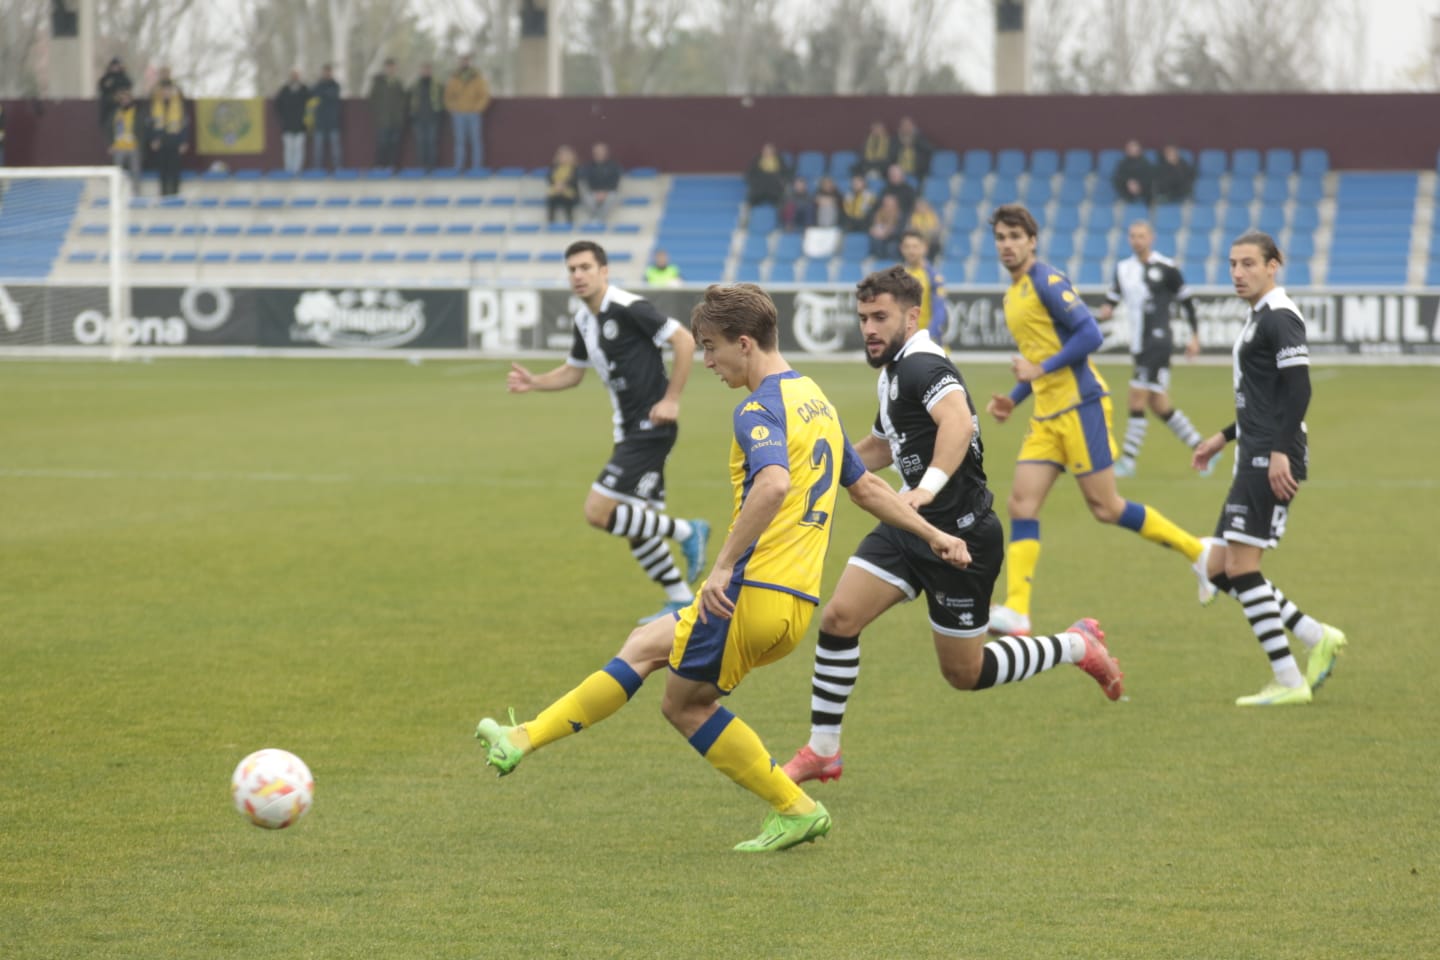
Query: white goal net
0 166 130 357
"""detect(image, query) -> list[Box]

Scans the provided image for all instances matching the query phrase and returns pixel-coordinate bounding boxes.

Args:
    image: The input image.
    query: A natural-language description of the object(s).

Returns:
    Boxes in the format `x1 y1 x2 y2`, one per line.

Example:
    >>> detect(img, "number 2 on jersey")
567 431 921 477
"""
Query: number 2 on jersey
800 439 833 528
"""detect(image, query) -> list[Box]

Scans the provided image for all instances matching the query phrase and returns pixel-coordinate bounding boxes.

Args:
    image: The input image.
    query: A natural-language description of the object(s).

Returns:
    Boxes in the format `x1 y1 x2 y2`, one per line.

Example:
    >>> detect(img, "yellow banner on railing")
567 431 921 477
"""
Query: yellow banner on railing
196 98 266 154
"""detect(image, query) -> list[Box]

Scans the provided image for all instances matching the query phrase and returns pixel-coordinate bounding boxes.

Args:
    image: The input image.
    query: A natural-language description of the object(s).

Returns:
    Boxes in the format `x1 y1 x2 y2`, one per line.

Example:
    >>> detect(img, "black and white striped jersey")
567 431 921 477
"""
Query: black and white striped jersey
871 331 993 527
1106 253 1197 354
566 285 681 442
1234 287 1309 474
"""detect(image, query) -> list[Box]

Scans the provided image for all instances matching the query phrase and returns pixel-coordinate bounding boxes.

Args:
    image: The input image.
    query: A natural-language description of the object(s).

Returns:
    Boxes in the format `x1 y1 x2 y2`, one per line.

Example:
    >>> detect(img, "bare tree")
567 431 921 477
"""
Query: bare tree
427 0 521 95
886 0 948 94
572 0 685 95
1157 0 1335 92
0 0 48 96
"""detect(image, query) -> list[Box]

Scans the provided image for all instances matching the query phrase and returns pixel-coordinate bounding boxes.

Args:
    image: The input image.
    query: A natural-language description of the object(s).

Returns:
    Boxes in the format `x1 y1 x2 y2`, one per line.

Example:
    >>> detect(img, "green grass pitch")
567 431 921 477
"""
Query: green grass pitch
2 357 1436 959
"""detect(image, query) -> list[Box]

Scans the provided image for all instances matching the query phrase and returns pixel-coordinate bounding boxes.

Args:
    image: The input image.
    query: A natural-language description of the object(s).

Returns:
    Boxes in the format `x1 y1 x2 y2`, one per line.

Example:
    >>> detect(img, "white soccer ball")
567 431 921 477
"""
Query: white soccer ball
231 748 314 829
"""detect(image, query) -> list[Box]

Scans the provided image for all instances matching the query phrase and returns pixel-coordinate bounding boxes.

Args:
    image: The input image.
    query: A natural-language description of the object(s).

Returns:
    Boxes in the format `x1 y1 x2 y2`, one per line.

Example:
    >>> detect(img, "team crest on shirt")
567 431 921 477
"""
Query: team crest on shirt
602 319 619 340
1147 265 1164 282
751 425 770 440
1062 291 1076 304
889 377 899 400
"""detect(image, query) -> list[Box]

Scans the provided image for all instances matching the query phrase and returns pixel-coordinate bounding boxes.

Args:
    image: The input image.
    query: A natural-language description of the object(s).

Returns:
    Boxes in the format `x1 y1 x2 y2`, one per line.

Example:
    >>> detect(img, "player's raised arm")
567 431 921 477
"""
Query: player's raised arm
845 470 970 568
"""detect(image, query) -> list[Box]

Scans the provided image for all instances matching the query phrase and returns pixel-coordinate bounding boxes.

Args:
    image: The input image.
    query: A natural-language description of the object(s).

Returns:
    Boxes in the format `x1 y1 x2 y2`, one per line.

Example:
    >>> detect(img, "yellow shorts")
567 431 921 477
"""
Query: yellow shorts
1017 398 1118 477
669 582 815 693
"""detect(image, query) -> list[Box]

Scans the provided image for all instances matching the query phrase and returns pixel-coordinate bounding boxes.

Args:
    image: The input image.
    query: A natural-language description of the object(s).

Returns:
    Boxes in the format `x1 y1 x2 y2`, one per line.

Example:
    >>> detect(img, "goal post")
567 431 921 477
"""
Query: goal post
0 165 130 358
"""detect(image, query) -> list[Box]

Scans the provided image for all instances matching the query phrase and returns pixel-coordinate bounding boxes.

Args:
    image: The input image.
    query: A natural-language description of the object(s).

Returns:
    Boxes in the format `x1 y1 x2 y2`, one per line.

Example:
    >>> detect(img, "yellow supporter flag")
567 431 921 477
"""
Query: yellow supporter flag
196 98 266 154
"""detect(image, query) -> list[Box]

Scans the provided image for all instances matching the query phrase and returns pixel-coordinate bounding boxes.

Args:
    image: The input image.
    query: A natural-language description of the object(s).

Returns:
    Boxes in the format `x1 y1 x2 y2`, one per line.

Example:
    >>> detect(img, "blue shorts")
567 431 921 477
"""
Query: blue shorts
669 582 815 693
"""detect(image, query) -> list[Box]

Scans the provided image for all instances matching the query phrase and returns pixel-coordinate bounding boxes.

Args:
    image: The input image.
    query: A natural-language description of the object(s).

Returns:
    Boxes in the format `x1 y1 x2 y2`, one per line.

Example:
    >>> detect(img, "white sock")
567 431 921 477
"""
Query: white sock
671 518 694 541
808 730 841 757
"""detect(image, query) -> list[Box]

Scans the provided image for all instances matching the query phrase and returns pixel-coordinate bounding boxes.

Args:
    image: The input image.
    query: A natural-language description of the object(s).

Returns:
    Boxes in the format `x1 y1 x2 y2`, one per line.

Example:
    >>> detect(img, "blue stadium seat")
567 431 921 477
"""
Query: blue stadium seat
1030 149 1060 178
1121 203 1148 226
1223 205 1253 233
402 251 431 263
302 251 331 263
1290 206 1319 231
962 150 992 177
1022 176 1053 208
470 251 498 262
1287 232 1315 260
344 224 375 236
330 251 360 264
829 150 858 180
1260 176 1291 204
1299 149 1329 176
923 178 952 205
1047 232 1075 261
1227 177 1256 203
1284 261 1312 286
1086 205 1115 232
444 223 474 235
989 174 1021 205
956 176 986 203
1061 149 1093 176
747 206 778 234
768 260 800 283
1152 229 1180 256
436 251 465 263
1193 178 1222 205
1197 149 1227 176
1077 260 1107 285
1264 149 1295 176
1230 150 1261 177
1080 231 1110 259
1051 206 1080 232
181 224 208 236
268 251 297 263
1257 205 1286 235
245 225 275 237
929 150 959 179
379 224 406 236
735 259 764 283
68 251 98 263
996 149 1026 176
836 258 868 283
740 233 770 260
388 196 418 208
1096 150 1123 179
256 197 285 209
1179 231 1212 262
1295 175 1324 202
202 251 230 264
943 231 972 259
1153 205 1183 231
1057 175 1087 205
795 151 826 181
773 232 803 260
168 251 196 264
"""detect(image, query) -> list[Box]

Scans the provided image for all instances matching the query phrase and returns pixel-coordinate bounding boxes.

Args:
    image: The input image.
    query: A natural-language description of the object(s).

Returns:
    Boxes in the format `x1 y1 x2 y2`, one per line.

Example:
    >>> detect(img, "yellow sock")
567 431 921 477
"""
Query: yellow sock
688 707 804 812
524 657 644 751
1137 504 1203 561
1004 534 1041 616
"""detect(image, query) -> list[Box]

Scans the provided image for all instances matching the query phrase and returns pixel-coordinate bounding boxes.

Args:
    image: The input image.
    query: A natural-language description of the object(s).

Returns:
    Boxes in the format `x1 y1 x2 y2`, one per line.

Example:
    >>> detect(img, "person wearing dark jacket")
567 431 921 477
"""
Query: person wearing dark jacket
579 142 623 222
409 63 444 171
97 57 133 138
1112 139 1154 204
147 79 188 196
891 116 933 184
275 70 310 174
310 63 343 170
745 142 789 209
1151 144 1196 204
368 58 407 170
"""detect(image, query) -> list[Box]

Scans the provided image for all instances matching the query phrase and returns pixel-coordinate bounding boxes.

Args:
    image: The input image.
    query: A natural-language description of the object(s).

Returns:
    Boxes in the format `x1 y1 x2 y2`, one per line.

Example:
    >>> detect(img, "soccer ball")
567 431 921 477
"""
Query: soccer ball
231 748 314 829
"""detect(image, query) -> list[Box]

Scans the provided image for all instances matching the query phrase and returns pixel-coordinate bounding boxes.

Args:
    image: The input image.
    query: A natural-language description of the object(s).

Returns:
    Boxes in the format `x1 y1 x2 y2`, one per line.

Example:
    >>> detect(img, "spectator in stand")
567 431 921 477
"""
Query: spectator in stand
368 58 407 170
1152 144 1196 204
108 87 143 190
781 176 816 232
409 62 444 172
545 145 580 224
868 194 904 260
745 142 789 210
0 102 6 170
147 79 188 196
814 175 843 228
1112 138 1154 204
891 116 933 185
879 163 917 221
98 57 132 139
445 54 490 169
275 69 309 175
841 174 876 232
580 141 623 223
645 248 681 287
310 63 343 170
858 120 891 176
906 196 944 260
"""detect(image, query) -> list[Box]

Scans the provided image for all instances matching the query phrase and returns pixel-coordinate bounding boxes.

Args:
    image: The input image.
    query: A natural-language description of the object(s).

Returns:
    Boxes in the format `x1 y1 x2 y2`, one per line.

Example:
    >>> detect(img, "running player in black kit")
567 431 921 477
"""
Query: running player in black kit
783 266 1123 785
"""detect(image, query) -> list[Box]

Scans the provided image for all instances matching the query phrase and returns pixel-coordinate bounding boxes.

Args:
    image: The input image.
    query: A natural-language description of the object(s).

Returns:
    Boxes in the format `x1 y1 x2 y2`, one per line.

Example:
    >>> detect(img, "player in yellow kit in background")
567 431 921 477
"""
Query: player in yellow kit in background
983 204 1215 636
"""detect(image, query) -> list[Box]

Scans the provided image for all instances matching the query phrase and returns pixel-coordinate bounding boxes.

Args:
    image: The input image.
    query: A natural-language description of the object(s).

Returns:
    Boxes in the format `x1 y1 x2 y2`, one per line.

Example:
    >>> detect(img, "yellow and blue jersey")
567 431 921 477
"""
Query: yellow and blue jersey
905 262 949 342
727 371 866 603
1003 260 1108 419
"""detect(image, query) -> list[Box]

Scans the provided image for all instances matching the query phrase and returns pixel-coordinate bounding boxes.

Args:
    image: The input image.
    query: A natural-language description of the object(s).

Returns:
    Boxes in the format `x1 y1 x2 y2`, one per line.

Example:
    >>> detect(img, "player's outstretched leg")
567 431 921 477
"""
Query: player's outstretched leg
1068 618 1124 701
475 656 647 776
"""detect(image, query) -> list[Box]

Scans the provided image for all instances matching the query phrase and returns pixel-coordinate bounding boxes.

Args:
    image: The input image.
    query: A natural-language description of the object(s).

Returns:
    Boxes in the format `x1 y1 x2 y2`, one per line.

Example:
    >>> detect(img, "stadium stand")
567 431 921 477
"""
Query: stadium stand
12 144 1430 292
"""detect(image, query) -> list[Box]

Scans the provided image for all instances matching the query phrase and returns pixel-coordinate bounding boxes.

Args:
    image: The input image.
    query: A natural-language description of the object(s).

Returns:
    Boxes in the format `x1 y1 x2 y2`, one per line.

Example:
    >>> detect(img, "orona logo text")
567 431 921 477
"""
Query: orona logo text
75 309 187 345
